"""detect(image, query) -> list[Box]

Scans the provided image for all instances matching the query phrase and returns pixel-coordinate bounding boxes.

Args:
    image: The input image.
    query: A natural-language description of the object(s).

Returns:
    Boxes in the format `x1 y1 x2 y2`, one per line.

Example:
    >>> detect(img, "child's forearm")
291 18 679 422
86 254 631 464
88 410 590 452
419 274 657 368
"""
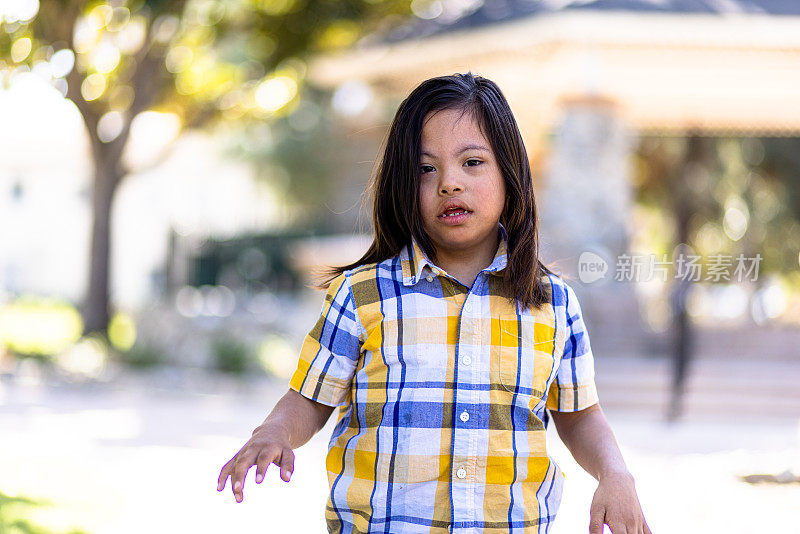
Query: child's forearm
553 404 651 532
255 389 335 450
551 404 631 482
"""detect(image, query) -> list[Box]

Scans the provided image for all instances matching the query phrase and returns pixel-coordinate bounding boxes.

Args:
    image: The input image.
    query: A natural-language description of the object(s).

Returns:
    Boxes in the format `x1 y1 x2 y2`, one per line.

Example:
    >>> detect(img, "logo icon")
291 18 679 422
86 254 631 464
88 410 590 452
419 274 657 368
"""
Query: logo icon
578 251 608 284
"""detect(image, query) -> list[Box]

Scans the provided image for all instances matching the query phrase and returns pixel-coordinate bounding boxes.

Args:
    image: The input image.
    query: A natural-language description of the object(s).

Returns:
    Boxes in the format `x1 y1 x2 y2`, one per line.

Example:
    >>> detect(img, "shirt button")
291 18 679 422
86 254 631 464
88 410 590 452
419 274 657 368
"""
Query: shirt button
462 355 471 366
460 410 469 422
456 467 467 479
426 274 433 282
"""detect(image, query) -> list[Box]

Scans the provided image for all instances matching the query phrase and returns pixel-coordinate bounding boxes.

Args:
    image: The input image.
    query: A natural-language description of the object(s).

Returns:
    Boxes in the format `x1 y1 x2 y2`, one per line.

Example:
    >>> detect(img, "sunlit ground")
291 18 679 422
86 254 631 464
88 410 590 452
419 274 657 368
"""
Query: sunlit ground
1 363 799 534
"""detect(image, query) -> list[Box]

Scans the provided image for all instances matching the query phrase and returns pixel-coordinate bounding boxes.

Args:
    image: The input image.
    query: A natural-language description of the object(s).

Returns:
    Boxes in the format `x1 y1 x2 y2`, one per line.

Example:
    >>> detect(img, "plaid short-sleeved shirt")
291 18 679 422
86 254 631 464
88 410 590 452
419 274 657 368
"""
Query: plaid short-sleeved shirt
288 223 600 534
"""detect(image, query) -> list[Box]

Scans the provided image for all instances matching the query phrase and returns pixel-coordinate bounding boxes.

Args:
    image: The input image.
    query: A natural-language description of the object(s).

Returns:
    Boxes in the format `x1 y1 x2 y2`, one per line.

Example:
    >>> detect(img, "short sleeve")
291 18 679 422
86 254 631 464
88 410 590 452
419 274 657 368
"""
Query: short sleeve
288 271 365 408
546 281 600 412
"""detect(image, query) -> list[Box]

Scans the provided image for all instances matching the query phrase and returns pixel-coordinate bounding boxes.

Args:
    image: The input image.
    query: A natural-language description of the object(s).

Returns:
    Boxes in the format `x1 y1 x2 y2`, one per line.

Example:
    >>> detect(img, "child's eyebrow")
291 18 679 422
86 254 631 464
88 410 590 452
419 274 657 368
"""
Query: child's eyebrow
421 144 490 158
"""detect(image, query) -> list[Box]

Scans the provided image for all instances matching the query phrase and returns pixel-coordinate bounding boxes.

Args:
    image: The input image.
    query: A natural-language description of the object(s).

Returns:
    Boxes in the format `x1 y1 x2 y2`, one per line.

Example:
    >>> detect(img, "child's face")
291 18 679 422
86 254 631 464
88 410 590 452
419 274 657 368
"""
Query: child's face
418 107 506 260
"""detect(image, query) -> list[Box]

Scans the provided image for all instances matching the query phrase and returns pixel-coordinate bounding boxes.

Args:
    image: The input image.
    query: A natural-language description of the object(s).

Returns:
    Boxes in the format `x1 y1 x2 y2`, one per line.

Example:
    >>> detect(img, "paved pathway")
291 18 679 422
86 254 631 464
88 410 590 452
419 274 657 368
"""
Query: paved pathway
1 361 798 533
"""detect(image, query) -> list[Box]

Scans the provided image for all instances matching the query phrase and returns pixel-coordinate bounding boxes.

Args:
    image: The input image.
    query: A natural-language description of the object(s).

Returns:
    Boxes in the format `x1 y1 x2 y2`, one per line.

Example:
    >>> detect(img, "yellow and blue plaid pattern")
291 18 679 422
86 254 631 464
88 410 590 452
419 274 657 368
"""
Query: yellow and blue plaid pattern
289 223 599 533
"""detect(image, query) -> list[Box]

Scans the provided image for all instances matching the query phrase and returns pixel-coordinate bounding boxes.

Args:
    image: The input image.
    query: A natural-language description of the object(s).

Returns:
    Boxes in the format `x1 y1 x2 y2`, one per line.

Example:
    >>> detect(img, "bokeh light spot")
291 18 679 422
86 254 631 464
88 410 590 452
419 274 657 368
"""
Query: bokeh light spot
411 0 444 19
258 333 297 379
11 37 32 63
107 6 131 32
97 110 124 142
0 297 82 356
49 48 75 78
166 45 193 74
91 40 121 74
255 75 297 112
108 312 137 351
332 80 372 117
81 72 107 101
0 0 40 23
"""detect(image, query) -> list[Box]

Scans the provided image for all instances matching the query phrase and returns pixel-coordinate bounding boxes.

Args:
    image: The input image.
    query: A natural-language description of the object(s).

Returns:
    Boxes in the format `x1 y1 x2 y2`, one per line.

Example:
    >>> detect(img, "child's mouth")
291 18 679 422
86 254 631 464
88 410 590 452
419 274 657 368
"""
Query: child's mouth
438 209 472 224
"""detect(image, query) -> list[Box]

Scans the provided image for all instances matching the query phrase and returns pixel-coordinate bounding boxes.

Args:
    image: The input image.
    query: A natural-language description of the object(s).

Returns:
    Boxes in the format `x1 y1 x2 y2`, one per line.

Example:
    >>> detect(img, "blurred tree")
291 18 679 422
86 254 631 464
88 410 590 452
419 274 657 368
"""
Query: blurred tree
633 133 800 419
634 135 800 280
222 82 376 234
0 0 411 338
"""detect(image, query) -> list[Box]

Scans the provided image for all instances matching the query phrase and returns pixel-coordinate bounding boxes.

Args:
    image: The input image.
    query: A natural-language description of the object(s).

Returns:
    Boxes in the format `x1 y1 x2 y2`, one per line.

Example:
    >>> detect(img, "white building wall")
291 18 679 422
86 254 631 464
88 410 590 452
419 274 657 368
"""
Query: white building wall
0 73 287 311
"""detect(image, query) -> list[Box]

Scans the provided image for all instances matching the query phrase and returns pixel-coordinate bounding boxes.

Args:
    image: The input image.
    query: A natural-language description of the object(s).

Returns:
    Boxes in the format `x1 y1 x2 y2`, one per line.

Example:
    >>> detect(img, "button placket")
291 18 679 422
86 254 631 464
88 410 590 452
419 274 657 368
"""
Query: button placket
451 281 481 529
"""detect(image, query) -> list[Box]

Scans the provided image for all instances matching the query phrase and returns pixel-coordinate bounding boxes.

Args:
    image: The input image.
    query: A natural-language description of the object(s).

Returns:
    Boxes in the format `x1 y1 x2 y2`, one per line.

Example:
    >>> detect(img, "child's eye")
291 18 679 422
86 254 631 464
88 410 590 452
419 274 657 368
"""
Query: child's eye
465 159 482 167
420 165 434 174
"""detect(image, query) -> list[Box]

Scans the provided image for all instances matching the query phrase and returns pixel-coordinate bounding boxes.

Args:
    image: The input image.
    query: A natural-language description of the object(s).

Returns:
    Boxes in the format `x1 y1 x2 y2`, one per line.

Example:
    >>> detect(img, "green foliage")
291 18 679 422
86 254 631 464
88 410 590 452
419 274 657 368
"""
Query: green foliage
633 136 800 278
0 0 412 337
1 0 412 126
0 297 83 358
0 490 90 534
210 335 254 375
7 351 51 365
223 84 344 219
118 343 164 369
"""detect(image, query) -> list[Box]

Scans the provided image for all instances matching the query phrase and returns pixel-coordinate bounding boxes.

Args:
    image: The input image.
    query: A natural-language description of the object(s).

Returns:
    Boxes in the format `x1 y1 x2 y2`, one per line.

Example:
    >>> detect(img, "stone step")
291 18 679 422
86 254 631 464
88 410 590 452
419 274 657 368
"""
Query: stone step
590 326 800 361
590 356 800 421
596 388 800 420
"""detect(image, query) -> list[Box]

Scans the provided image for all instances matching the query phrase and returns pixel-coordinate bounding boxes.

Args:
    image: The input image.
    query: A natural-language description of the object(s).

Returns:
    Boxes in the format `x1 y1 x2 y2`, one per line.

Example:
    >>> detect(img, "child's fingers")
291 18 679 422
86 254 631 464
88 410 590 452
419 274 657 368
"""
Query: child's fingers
232 476 245 503
217 444 249 493
279 448 295 482
231 462 255 503
217 457 238 491
217 467 229 491
588 506 605 534
254 447 281 483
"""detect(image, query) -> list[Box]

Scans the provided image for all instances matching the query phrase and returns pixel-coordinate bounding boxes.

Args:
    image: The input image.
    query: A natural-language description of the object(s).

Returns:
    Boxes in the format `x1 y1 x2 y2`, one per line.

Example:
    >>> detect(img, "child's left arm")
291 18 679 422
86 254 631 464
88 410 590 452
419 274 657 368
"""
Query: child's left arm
550 403 652 534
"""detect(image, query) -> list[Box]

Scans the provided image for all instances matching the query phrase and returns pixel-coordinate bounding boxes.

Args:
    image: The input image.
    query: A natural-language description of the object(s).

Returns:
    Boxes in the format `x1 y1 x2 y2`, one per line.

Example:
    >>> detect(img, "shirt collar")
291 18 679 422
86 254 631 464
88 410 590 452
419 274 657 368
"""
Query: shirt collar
401 223 508 286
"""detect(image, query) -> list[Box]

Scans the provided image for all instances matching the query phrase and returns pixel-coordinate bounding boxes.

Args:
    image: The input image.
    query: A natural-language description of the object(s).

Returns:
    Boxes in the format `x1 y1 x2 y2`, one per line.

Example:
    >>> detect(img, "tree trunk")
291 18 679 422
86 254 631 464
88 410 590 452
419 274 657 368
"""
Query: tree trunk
666 132 711 421
69 44 167 337
82 158 122 337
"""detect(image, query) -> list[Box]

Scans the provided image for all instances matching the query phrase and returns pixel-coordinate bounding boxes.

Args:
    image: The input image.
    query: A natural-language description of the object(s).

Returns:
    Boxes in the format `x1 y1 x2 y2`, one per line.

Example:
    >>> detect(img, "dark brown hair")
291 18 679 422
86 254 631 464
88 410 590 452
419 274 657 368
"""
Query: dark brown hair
315 72 555 310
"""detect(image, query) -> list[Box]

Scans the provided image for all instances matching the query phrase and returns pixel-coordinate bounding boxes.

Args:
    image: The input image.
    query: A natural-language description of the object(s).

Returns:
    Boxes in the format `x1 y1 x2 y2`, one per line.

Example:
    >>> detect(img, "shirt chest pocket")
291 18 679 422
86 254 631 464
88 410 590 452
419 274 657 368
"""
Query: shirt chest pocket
495 312 556 399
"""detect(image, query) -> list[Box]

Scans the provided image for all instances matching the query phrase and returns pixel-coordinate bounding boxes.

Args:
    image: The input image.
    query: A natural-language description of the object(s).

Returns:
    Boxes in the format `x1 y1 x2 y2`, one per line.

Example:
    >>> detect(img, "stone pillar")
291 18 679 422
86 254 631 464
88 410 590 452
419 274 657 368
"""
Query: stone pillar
538 95 634 270
537 95 646 358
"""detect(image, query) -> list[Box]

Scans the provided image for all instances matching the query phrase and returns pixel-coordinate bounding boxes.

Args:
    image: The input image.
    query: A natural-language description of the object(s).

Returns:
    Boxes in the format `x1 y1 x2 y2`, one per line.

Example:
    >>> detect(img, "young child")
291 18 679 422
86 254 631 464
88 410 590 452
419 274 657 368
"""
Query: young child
217 72 651 534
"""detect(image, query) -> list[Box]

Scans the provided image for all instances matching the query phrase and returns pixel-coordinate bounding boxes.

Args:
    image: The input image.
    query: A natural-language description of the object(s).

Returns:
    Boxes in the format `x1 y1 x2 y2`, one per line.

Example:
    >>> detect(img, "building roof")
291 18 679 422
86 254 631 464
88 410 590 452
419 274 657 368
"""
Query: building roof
308 0 800 135
371 0 800 45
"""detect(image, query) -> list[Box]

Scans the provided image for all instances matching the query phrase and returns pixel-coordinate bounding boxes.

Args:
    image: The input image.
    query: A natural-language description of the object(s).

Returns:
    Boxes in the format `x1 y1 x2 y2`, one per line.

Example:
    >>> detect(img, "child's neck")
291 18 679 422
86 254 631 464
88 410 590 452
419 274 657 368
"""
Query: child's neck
433 232 500 289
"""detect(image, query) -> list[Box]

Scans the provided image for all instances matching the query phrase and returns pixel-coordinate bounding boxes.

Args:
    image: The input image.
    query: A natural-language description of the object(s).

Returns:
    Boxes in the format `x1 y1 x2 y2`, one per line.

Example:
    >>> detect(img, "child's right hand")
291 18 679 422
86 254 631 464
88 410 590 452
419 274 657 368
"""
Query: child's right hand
216 425 295 503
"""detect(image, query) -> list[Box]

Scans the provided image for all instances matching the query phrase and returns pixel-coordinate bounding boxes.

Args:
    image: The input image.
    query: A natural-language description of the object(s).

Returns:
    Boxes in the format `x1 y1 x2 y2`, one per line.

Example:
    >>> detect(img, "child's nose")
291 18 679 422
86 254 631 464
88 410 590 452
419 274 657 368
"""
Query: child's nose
438 170 464 194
